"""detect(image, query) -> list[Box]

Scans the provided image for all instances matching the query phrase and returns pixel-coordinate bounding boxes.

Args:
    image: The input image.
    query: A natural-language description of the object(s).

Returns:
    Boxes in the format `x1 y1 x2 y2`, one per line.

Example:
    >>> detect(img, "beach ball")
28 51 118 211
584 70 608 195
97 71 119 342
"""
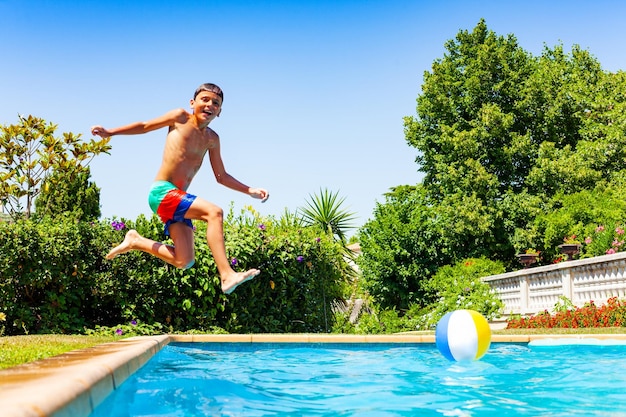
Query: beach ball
435 309 491 361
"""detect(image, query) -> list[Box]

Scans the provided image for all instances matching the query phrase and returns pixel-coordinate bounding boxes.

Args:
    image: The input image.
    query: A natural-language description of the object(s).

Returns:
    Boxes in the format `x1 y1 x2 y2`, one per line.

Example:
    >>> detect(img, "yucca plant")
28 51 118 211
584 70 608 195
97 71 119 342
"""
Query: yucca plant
299 188 357 243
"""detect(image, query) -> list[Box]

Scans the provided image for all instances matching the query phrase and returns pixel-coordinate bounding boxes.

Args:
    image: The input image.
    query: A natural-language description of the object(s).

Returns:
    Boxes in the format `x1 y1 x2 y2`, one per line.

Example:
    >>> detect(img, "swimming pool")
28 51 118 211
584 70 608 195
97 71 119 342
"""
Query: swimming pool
89 341 626 416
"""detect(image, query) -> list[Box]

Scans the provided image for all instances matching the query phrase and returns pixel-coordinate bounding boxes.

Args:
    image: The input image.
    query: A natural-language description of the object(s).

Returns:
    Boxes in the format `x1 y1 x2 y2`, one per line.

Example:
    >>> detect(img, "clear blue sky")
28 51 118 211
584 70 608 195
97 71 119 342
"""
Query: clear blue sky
2 0 626 233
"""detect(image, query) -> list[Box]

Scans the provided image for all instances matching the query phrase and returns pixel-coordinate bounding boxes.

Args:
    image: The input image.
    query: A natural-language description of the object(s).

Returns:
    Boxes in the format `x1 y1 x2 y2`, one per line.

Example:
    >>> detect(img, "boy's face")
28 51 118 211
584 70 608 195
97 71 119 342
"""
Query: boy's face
191 91 222 123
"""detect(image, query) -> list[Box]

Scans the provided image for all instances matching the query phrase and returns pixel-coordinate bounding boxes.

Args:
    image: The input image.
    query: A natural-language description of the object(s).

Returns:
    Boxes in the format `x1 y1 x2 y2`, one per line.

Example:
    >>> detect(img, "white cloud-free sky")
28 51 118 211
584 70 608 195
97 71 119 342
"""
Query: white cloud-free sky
2 0 626 232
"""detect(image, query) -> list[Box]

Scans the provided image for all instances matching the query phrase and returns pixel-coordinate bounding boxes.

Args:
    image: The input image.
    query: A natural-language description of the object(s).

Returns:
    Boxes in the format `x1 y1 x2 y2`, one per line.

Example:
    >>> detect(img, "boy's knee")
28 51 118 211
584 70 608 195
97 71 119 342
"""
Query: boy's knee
175 258 195 269
202 206 223 222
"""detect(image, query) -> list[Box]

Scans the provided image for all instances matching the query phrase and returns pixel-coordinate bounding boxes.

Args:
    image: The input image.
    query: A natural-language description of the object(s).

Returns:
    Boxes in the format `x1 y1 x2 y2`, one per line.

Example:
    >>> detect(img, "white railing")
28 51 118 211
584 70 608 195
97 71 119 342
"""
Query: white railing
482 251 626 316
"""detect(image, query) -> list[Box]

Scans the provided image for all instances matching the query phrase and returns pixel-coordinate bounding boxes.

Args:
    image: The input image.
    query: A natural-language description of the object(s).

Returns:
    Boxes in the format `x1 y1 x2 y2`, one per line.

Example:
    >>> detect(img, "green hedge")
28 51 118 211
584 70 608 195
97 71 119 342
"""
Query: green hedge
0 207 346 335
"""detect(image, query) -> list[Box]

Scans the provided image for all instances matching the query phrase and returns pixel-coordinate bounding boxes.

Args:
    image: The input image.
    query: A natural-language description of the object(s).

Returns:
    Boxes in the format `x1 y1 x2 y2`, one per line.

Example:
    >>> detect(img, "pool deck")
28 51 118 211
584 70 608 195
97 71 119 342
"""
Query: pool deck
2 333 626 417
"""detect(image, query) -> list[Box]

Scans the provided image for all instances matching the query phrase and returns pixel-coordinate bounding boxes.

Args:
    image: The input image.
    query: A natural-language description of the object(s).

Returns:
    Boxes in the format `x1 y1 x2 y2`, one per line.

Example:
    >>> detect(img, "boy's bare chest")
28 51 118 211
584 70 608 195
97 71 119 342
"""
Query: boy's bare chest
168 127 216 156
176 124 218 150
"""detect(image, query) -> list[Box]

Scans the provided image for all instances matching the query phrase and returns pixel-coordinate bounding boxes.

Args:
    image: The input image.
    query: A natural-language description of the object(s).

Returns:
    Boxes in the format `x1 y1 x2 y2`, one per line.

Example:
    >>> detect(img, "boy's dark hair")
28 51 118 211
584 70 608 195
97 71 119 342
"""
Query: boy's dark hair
194 83 224 102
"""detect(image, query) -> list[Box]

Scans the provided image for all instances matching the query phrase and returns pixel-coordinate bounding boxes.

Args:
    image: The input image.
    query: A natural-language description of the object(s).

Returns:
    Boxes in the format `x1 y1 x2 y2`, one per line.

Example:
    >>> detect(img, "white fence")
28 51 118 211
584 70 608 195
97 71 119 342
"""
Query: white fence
482 251 626 316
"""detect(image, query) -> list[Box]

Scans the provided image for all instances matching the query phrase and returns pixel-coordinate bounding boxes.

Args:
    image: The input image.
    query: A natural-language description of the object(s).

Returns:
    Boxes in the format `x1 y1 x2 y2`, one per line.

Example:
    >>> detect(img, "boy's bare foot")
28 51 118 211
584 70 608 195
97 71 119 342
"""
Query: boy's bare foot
106 229 140 260
222 269 260 294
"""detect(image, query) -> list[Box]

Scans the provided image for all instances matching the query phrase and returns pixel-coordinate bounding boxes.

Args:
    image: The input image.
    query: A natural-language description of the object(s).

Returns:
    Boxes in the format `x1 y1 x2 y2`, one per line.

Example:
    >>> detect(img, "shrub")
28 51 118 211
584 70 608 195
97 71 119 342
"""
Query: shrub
579 223 626 257
84 319 167 337
99 214 225 331
222 206 347 333
332 303 427 334
0 217 116 334
420 257 505 327
332 257 504 334
0 206 349 335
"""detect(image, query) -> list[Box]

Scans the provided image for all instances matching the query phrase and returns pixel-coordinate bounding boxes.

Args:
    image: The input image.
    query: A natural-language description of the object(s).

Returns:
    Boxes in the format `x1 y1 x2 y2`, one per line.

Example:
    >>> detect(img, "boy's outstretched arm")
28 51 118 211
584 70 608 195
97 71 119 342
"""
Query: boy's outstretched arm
208 137 270 202
91 109 189 138
214 169 270 202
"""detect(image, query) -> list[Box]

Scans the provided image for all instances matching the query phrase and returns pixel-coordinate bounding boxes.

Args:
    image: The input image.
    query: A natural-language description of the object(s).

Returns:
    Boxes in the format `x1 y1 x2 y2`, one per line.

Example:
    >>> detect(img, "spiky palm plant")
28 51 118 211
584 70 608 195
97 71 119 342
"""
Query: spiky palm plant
299 188 357 243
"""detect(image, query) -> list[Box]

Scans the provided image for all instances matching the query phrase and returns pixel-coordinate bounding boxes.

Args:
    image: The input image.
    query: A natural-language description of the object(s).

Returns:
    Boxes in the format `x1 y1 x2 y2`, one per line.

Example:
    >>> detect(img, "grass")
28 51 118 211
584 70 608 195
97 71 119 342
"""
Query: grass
0 335 121 370
2 327 626 370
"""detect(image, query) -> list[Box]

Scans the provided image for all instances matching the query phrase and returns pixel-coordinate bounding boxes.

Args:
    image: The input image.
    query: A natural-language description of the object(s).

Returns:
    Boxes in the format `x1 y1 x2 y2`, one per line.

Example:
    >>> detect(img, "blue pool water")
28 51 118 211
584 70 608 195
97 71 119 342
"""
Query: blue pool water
90 342 626 416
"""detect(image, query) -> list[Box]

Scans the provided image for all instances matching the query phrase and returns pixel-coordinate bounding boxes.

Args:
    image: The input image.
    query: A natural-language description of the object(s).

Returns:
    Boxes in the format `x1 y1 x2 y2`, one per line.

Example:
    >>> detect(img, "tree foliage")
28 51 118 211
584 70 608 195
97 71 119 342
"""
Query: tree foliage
407 19 535 198
360 19 626 309
0 115 110 220
358 185 442 309
34 166 101 221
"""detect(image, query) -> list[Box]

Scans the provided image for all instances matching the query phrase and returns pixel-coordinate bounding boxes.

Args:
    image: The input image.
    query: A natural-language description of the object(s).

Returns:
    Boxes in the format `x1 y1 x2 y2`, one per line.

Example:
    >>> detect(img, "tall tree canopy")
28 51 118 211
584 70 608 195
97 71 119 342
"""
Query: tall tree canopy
359 19 626 309
407 19 535 198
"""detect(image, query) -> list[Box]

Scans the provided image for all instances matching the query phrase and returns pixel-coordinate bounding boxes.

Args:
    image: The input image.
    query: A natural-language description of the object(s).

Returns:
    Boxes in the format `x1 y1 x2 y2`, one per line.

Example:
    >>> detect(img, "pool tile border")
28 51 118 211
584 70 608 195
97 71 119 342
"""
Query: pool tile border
2 333 626 416
0 336 169 417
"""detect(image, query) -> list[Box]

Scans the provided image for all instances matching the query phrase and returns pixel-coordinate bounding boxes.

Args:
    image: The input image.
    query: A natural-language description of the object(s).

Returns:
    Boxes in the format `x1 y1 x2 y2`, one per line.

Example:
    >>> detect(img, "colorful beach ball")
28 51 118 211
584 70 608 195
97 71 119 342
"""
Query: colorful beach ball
435 309 492 362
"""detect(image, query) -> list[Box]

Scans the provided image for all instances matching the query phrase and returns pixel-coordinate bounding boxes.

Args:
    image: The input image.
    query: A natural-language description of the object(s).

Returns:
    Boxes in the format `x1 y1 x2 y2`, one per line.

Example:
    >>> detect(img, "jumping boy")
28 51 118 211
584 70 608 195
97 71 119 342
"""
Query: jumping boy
91 83 269 294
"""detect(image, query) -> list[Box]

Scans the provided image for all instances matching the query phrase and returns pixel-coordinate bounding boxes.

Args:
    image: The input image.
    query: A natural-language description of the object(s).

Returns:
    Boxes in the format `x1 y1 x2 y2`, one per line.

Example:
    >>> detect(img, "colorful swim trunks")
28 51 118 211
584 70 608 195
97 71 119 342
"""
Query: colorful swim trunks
148 181 197 235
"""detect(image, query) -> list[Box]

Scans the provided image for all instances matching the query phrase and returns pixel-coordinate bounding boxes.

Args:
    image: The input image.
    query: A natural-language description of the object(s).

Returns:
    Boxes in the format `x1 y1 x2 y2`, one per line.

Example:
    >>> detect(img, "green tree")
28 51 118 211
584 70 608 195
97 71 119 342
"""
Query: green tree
0 115 110 220
403 19 624 261
405 18 535 199
360 19 626 309
358 185 442 309
399 19 540 268
34 166 101 221
523 45 621 196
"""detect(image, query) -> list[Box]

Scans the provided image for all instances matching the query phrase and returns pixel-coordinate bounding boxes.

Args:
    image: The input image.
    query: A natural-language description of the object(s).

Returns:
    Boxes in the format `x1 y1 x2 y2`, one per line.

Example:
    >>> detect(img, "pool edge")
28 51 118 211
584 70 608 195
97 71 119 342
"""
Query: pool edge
0 335 169 417
2 333 626 416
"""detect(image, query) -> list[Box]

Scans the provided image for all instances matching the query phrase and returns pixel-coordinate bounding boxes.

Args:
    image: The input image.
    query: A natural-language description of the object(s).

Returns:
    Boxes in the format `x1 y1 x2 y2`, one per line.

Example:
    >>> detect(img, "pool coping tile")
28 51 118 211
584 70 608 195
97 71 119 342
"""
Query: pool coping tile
0 335 169 417
2 332 626 416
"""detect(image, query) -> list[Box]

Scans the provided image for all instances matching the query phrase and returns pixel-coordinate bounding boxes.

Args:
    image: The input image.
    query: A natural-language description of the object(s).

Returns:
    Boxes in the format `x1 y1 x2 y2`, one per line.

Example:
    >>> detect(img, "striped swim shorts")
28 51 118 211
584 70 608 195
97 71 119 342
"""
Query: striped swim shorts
148 181 197 235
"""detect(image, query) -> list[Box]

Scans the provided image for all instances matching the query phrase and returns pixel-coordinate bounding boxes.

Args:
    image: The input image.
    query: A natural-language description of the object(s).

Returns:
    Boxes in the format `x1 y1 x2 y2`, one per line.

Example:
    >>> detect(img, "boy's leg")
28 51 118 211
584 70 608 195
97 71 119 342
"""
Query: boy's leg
106 225 195 269
184 197 259 293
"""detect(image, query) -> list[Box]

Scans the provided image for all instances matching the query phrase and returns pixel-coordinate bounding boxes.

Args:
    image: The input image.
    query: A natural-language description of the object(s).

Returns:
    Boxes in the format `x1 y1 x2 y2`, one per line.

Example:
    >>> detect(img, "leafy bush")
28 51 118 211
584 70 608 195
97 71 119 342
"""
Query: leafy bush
333 258 503 334
0 206 349 335
99 214 225 331
222 206 347 333
420 257 505 327
84 319 167 337
34 167 101 221
0 217 116 334
580 224 626 257
332 303 427 334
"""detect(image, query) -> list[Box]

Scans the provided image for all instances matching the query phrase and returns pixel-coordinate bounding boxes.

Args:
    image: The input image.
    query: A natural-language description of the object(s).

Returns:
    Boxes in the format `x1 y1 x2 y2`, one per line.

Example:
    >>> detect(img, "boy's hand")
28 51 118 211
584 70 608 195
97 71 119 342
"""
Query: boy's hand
250 188 270 202
91 125 111 138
